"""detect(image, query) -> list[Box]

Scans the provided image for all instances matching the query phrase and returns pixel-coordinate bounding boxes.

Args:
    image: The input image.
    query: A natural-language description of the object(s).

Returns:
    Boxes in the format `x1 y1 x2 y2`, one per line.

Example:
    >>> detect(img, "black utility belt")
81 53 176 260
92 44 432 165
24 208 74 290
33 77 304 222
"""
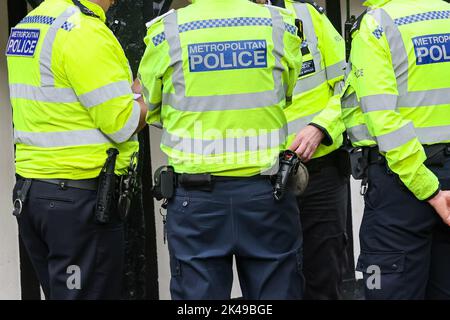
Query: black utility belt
153 151 303 204
152 166 270 201
367 143 450 167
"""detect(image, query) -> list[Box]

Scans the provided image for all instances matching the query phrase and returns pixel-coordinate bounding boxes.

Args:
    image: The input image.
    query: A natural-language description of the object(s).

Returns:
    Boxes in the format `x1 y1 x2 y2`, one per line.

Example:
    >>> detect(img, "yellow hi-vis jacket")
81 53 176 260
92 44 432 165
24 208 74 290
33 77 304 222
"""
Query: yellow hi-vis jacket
344 0 450 200
284 0 346 158
6 0 140 179
138 0 302 176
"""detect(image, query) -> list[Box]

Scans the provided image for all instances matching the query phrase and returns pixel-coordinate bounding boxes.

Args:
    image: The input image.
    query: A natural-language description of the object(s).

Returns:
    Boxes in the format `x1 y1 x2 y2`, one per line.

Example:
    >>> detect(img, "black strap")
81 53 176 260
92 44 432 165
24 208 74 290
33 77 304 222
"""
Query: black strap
72 0 101 19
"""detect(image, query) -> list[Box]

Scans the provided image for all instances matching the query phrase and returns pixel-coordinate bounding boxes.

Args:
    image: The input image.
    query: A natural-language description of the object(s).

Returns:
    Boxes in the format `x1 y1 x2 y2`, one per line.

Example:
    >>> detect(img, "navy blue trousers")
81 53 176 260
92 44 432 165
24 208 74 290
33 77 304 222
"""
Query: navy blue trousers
166 176 304 300
357 157 450 299
14 179 125 300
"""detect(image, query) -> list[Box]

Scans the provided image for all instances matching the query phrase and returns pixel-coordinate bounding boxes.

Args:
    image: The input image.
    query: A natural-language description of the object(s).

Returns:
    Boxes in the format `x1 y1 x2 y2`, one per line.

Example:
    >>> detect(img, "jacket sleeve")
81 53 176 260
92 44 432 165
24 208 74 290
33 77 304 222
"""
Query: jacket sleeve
138 20 170 125
350 14 439 201
309 7 346 146
63 25 140 144
281 13 303 105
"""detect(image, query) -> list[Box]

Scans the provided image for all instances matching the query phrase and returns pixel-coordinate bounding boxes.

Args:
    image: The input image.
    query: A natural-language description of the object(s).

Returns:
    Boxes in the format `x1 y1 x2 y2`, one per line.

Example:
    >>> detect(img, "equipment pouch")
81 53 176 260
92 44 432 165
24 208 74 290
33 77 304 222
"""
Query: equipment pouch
152 166 175 200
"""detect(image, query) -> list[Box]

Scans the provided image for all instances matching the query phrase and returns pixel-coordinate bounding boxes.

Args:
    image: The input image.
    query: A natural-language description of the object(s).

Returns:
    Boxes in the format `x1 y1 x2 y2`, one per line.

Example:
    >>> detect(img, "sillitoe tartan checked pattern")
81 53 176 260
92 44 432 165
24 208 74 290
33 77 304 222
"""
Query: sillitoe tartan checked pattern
19 15 75 31
372 26 384 39
152 17 297 46
394 10 450 26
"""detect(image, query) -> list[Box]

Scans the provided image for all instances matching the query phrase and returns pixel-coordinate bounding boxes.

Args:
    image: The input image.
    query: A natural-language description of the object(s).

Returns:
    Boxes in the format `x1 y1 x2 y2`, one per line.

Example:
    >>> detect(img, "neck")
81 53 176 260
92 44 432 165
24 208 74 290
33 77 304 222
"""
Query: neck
87 0 108 13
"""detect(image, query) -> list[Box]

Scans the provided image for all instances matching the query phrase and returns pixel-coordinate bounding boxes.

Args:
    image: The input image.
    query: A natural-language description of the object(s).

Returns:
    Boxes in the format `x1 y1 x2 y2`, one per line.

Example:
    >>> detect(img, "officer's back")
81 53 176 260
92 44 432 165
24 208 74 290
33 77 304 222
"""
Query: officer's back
139 0 301 176
138 0 303 300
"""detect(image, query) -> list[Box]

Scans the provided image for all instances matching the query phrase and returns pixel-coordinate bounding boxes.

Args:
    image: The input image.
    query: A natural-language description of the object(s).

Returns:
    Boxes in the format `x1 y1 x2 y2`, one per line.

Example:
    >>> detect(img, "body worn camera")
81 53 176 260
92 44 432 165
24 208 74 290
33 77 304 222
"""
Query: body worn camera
273 150 301 201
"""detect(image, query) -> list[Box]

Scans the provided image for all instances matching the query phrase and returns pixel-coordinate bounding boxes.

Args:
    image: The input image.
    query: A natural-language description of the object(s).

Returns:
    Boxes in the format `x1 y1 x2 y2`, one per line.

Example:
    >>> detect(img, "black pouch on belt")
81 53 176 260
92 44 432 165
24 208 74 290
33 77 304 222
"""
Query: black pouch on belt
178 173 212 190
95 148 119 224
152 166 175 201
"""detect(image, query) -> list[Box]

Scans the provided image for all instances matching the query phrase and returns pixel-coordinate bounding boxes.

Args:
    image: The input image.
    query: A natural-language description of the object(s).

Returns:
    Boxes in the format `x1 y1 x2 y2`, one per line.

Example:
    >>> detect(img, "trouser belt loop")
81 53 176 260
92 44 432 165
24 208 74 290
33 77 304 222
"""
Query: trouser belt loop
13 178 32 217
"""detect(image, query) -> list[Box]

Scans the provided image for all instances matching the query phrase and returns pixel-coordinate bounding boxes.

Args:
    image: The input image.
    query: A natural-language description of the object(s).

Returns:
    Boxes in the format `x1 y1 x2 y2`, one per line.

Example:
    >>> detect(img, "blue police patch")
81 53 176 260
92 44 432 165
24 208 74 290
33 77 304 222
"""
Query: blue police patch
413 33 450 65
300 60 315 77
188 40 267 72
6 28 40 57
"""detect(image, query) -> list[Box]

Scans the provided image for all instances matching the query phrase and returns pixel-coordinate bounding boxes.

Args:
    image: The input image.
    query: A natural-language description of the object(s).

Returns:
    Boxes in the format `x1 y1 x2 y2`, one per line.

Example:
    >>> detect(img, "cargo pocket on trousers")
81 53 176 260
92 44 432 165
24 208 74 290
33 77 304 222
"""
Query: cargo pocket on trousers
356 251 405 275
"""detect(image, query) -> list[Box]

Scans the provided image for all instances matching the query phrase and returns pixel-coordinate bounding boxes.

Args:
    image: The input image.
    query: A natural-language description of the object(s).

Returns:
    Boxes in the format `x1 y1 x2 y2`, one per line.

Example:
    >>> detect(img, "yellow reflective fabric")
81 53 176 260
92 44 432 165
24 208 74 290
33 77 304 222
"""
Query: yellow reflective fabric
7 0 139 179
139 0 302 176
283 0 346 159
346 0 450 200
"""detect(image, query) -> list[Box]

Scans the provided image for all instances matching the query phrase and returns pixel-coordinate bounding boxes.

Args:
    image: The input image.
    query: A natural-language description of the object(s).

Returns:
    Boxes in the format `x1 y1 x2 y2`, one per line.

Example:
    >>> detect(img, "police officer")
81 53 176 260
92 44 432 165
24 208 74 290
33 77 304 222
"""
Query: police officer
6 0 148 299
343 0 450 299
280 0 348 300
138 0 303 299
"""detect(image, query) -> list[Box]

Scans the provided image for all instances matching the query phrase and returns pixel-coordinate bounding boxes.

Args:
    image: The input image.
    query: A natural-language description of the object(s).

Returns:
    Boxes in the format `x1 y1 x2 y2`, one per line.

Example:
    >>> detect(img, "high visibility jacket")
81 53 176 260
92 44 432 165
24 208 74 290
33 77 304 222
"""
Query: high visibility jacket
284 0 346 158
6 0 140 180
138 0 302 176
345 0 450 200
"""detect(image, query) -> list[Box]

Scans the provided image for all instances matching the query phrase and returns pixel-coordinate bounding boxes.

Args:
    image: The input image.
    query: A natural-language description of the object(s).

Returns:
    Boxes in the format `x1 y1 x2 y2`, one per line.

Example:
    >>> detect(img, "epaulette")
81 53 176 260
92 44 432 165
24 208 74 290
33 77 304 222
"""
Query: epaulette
295 0 325 14
145 9 175 28
350 10 367 35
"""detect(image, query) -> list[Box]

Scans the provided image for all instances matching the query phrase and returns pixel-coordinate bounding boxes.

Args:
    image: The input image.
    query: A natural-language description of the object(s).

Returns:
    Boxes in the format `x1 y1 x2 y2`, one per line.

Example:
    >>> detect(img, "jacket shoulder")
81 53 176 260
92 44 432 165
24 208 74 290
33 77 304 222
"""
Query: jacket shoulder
350 10 368 36
296 0 325 14
145 9 175 28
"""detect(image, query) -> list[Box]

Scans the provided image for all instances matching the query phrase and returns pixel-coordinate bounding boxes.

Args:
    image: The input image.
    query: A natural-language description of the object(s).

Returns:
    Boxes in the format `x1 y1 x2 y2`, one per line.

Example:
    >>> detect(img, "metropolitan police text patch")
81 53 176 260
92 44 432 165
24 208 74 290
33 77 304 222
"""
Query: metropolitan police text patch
6 28 40 57
413 33 450 65
188 40 267 72
300 60 315 77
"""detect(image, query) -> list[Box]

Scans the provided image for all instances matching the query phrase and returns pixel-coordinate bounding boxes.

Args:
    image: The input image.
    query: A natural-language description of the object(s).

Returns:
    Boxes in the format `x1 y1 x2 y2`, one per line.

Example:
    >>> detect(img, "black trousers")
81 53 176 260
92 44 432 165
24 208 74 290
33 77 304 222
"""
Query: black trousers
297 150 349 300
357 157 450 299
14 179 124 300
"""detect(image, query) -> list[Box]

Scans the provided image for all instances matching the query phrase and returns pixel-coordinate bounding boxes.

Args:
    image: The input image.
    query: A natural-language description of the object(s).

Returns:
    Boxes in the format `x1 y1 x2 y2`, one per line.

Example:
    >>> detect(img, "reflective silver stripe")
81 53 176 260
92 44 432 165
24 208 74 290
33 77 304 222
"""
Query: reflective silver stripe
163 90 283 112
106 100 140 143
293 69 326 95
9 84 78 103
78 81 132 108
137 73 159 110
161 9 284 112
325 61 346 81
147 102 161 111
14 129 111 147
267 6 285 97
416 125 450 145
334 80 345 96
341 91 358 109
369 9 409 95
293 3 322 72
398 88 450 107
360 94 398 113
287 112 320 135
40 7 78 86
164 12 186 96
347 125 373 143
377 122 416 152
161 128 285 156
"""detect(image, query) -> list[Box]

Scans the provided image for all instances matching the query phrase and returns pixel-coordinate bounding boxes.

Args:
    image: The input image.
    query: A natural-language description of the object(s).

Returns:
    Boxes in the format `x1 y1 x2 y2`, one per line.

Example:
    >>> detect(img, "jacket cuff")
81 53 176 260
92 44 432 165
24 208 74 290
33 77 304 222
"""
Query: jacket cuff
423 186 441 202
309 122 333 146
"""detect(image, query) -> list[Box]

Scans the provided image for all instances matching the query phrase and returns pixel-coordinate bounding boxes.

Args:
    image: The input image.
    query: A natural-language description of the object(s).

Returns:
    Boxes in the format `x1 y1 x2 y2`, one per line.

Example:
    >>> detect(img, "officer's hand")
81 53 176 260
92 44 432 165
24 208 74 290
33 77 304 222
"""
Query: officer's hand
132 78 142 94
254 0 267 4
289 125 324 162
428 190 450 226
